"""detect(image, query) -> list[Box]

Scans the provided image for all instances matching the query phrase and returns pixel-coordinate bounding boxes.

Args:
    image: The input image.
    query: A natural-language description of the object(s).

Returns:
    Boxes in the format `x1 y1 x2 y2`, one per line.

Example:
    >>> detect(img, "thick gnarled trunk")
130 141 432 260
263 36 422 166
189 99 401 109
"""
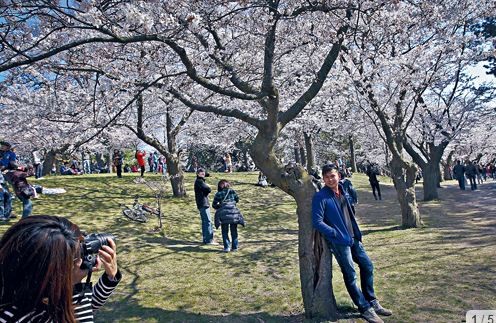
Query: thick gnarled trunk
42 149 57 175
167 157 186 197
250 132 337 320
304 132 315 171
390 157 422 228
422 163 440 201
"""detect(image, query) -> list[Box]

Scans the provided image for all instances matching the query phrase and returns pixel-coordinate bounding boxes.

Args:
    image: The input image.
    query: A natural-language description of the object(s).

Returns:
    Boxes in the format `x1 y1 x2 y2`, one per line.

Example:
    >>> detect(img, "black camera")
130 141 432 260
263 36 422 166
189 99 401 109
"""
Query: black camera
80 233 115 270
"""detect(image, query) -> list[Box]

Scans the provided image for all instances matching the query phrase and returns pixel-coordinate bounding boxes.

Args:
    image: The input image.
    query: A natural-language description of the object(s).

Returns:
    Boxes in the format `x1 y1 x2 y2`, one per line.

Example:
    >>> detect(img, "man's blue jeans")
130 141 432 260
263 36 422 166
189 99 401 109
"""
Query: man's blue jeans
198 207 213 243
83 160 91 174
0 186 12 219
17 194 33 218
35 163 43 178
221 223 238 250
329 238 376 313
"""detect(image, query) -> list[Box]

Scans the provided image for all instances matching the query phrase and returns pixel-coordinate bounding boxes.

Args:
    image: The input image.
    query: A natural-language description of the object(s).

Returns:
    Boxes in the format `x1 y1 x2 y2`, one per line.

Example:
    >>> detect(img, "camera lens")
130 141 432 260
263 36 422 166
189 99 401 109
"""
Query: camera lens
84 233 115 254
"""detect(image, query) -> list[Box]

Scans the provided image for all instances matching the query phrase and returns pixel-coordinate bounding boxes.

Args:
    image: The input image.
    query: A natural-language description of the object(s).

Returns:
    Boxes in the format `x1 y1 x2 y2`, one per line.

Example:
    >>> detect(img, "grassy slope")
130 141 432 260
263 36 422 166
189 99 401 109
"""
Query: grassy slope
1 172 495 323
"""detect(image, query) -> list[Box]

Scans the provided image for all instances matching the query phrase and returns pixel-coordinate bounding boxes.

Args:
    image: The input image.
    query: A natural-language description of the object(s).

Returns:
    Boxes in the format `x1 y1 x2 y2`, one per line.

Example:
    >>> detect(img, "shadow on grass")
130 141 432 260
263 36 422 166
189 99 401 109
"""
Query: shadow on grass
361 225 402 236
97 304 305 323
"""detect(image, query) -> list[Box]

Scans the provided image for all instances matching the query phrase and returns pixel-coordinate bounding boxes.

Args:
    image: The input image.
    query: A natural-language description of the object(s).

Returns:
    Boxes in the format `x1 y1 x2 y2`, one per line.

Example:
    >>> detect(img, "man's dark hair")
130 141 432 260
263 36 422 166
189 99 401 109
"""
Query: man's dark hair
321 164 338 177
0 141 12 148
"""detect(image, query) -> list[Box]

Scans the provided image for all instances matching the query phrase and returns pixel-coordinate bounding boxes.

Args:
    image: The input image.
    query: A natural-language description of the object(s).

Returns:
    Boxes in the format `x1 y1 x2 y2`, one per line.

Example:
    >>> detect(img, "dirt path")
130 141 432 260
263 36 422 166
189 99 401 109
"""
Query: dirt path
338 177 496 322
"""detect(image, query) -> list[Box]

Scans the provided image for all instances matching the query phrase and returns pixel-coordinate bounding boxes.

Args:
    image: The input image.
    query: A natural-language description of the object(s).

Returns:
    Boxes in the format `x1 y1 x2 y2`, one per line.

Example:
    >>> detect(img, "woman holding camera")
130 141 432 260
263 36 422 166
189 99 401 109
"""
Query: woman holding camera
0 215 121 322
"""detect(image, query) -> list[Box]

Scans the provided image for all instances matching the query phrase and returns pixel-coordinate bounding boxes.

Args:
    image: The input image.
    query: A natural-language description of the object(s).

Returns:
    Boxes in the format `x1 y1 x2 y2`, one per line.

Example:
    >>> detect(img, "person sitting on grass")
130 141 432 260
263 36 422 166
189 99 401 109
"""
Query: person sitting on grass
60 162 76 175
0 215 121 322
212 179 245 252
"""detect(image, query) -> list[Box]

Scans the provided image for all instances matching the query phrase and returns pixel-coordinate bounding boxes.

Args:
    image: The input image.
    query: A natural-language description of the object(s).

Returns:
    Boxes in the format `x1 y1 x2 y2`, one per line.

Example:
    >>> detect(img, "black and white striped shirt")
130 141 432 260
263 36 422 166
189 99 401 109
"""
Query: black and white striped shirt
0 271 121 323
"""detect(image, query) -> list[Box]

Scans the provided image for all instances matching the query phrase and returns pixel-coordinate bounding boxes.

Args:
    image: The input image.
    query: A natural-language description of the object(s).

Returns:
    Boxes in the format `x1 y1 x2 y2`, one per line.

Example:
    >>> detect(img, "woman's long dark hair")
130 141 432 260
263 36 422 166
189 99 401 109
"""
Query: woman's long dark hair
0 215 82 322
217 179 231 191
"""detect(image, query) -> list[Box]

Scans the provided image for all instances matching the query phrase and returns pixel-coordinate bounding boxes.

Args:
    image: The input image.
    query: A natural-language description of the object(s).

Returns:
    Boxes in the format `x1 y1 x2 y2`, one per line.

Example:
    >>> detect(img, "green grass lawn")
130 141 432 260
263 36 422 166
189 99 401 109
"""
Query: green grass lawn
1 172 495 323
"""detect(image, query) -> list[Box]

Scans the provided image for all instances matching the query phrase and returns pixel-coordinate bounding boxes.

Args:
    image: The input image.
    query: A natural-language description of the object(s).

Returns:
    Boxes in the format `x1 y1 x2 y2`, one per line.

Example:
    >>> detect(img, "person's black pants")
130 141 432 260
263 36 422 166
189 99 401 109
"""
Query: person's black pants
370 181 381 200
140 165 145 177
116 164 122 178
467 175 477 190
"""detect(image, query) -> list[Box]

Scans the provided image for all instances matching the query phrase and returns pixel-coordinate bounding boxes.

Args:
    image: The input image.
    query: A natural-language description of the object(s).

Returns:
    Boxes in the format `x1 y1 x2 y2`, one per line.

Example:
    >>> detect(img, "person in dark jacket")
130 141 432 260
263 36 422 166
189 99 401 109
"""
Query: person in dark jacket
366 163 381 200
465 160 478 190
212 179 245 252
312 164 391 323
339 170 358 212
0 141 17 171
452 160 466 190
112 149 124 178
4 166 35 218
194 168 214 244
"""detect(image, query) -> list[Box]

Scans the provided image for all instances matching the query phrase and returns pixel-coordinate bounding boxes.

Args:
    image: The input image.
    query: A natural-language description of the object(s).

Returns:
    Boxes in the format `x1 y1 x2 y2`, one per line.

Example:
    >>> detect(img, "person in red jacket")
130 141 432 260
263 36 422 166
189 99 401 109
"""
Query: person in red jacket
135 150 146 177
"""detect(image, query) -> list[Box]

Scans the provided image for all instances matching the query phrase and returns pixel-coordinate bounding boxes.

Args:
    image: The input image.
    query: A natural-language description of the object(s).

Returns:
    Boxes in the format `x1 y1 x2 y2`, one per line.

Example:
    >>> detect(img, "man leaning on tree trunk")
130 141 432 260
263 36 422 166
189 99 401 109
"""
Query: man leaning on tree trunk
312 164 392 323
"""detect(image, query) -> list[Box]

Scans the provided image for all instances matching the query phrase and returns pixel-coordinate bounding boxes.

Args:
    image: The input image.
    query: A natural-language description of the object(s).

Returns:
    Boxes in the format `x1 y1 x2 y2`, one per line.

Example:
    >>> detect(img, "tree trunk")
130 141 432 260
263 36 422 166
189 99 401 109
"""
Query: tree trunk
349 135 357 173
42 149 57 175
167 157 186 197
421 163 440 201
250 134 338 320
95 152 104 169
294 144 300 164
107 149 112 173
442 150 455 180
304 132 315 171
296 193 337 320
299 146 306 167
132 94 188 197
390 156 422 228
437 164 443 186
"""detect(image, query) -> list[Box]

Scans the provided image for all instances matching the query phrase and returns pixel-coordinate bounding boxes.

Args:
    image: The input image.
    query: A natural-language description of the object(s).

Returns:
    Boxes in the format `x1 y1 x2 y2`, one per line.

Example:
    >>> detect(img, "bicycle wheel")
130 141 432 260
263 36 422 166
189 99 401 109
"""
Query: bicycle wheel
122 208 148 223
142 204 160 216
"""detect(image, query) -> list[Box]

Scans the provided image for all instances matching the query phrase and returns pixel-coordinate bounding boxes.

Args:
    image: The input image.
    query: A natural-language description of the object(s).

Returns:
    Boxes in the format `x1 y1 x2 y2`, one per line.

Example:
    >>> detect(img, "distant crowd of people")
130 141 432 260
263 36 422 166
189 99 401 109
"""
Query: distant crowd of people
452 159 495 191
55 149 168 178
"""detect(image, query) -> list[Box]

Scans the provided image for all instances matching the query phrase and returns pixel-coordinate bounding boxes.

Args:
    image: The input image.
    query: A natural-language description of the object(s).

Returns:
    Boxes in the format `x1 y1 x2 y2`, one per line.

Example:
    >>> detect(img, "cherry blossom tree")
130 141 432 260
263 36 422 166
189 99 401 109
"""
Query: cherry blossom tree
341 0 494 224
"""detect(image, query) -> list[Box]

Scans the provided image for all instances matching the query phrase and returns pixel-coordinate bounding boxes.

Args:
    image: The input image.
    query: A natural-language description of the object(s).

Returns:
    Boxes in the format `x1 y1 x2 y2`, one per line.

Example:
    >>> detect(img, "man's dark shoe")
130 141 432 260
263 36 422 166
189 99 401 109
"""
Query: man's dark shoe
371 300 392 316
362 308 384 323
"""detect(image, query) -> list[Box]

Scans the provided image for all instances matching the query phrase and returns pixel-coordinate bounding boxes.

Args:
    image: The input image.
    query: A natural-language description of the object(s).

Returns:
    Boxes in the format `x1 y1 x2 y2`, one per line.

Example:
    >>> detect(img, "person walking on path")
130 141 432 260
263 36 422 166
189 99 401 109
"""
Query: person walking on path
194 168 214 244
212 179 245 252
135 150 146 177
465 160 478 191
312 164 392 323
452 160 466 190
366 163 382 200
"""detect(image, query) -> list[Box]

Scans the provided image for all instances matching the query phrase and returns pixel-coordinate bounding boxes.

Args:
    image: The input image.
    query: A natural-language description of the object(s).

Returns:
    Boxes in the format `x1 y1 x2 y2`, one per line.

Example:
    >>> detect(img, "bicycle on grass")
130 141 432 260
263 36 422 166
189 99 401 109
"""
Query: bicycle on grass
121 195 161 223
121 176 169 231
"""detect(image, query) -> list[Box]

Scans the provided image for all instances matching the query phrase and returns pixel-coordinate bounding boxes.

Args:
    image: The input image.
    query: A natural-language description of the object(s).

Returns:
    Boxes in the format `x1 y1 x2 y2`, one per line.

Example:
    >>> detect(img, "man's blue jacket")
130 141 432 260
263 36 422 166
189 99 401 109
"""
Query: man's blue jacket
0 150 16 169
312 185 362 246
